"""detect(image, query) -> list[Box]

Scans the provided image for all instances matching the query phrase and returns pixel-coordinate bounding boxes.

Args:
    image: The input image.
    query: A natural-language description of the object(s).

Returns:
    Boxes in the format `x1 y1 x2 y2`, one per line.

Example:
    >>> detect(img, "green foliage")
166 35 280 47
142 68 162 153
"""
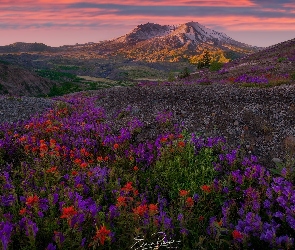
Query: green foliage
48 82 82 96
0 60 11 65
209 61 224 72
35 69 82 82
291 72 295 80
56 65 80 70
145 140 219 201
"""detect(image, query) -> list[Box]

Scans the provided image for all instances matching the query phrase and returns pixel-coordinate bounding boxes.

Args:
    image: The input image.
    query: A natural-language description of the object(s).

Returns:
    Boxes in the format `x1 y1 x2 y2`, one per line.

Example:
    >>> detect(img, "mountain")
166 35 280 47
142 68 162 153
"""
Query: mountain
0 42 58 53
0 22 262 63
0 62 57 96
87 22 263 62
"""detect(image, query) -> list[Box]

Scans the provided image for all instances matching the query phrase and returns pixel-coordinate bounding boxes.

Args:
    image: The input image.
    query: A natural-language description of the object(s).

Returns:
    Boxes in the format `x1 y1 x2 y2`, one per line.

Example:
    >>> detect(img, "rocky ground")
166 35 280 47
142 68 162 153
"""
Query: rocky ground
1 83 295 170
0 95 55 124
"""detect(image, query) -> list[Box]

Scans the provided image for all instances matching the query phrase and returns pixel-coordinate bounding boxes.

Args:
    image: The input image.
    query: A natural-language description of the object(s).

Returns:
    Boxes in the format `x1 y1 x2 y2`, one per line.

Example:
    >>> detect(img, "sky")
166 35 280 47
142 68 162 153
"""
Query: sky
1 0 295 48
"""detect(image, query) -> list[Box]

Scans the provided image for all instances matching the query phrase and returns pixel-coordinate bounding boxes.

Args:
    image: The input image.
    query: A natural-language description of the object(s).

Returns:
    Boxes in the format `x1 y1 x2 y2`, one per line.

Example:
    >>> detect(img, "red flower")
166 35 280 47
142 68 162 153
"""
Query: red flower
116 196 127 207
72 170 78 176
19 207 27 215
232 230 243 240
80 162 88 168
133 166 139 171
113 143 119 150
133 204 148 217
93 225 111 245
148 204 158 216
46 166 58 173
160 137 168 143
186 197 194 207
97 156 103 162
179 190 189 197
121 182 133 192
74 158 82 165
198 216 204 221
178 141 185 147
201 185 211 193
26 195 39 206
60 206 78 219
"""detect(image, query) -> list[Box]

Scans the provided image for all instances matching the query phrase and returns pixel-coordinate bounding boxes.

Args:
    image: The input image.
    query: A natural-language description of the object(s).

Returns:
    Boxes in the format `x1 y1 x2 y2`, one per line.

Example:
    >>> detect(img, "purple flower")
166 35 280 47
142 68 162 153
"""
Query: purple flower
53 231 65 245
177 213 184 221
0 221 14 250
46 243 57 250
108 205 120 220
19 218 38 238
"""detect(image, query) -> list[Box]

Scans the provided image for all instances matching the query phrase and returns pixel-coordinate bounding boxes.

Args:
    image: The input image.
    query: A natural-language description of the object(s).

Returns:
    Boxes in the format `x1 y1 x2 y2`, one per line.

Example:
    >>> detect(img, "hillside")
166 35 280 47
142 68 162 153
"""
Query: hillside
0 62 58 96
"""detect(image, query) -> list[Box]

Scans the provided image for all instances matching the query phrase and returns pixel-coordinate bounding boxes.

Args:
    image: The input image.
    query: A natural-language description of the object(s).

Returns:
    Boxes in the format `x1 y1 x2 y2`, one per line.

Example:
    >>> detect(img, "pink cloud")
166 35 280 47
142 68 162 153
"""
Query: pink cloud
3 0 255 7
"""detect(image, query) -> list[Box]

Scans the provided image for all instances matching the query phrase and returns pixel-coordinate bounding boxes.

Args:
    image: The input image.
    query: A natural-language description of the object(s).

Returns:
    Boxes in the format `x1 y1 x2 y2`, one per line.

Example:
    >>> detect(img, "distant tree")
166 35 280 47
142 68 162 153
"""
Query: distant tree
168 71 176 82
178 67 190 79
202 50 211 68
196 50 212 69
209 61 224 72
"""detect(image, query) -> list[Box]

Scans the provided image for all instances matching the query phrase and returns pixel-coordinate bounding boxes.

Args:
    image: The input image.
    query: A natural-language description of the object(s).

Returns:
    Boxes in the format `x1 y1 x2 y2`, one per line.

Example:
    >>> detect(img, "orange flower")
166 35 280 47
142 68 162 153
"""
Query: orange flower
133 204 148 217
148 204 158 216
113 143 119 150
232 230 243 240
93 225 111 245
133 166 139 171
60 206 78 219
19 207 27 215
201 185 211 193
26 195 39 206
121 182 133 192
179 190 189 197
116 196 127 207
186 197 194 207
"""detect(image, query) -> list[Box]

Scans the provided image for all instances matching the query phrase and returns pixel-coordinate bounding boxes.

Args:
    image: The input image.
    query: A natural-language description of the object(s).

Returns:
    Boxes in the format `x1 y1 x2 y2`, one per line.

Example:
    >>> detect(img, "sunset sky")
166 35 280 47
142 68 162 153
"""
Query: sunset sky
1 0 295 47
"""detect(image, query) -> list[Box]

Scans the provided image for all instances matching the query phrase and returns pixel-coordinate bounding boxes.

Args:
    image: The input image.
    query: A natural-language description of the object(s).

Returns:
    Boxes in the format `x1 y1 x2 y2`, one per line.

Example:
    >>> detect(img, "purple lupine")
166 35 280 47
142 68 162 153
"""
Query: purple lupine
0 221 14 250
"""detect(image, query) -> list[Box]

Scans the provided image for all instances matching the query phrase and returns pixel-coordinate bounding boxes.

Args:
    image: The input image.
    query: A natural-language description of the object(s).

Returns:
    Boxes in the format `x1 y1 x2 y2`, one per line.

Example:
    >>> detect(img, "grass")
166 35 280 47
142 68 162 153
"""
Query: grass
0 93 294 249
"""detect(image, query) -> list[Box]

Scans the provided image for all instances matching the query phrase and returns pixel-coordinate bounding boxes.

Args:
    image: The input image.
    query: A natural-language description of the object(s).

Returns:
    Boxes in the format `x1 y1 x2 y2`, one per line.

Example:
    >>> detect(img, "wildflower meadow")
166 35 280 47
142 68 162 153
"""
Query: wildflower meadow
0 92 295 249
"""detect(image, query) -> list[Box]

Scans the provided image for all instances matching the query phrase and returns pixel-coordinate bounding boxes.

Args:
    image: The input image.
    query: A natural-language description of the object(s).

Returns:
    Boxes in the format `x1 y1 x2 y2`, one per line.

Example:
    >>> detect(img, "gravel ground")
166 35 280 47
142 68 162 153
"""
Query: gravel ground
1 83 295 169
0 95 56 124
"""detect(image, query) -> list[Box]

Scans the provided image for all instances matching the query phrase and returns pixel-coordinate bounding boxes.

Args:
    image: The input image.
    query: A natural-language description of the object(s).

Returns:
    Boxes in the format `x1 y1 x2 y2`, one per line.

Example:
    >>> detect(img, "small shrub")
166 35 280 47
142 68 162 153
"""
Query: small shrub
209 61 224 72
278 57 287 62
178 67 190 79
